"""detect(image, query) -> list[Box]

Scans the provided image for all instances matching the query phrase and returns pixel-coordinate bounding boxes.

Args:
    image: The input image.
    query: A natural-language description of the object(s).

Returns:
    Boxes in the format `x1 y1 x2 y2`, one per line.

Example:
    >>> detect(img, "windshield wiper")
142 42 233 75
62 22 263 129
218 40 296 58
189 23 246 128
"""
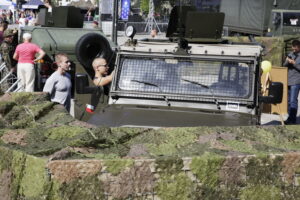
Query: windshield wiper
181 78 221 110
131 79 171 107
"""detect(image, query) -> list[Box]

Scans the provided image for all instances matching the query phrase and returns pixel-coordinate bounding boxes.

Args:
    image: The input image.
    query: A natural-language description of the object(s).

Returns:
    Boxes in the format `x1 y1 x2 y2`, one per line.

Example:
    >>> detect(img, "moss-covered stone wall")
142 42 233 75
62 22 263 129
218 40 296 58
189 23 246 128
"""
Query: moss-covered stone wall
1 92 300 199
2 147 300 200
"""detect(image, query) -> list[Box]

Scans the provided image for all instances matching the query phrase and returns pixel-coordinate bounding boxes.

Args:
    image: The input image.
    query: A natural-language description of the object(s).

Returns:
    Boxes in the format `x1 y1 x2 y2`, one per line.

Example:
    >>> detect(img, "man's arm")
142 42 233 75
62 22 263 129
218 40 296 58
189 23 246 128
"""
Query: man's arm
43 75 56 96
34 49 46 62
13 51 18 60
93 70 115 86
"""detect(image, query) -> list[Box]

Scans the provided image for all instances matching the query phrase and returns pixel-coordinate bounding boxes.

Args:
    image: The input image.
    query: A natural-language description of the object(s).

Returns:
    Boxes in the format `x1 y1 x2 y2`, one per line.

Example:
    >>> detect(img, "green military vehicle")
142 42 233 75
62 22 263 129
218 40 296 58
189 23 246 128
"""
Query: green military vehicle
220 0 300 36
19 6 114 92
73 8 283 127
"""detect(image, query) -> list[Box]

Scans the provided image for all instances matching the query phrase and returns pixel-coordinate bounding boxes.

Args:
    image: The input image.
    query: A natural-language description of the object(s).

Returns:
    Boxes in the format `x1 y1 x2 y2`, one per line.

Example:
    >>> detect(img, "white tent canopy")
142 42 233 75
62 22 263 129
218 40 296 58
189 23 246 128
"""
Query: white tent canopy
0 0 14 10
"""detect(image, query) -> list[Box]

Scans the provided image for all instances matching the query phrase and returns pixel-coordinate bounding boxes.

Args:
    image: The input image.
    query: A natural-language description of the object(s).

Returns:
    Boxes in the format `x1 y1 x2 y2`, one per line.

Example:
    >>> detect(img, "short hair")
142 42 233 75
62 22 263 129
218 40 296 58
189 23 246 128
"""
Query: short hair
55 53 68 63
23 33 32 40
92 57 106 71
291 40 300 47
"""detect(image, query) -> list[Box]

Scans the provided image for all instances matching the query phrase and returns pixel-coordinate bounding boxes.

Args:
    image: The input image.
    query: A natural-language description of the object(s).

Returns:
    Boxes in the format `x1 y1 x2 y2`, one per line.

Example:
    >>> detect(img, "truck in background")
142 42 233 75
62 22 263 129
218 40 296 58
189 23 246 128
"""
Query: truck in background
220 0 300 36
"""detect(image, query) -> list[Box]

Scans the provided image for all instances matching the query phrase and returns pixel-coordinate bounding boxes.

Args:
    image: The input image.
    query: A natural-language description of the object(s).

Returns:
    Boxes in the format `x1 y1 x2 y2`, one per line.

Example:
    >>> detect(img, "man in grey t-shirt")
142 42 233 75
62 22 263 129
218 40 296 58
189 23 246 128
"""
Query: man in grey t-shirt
43 53 72 112
283 40 300 124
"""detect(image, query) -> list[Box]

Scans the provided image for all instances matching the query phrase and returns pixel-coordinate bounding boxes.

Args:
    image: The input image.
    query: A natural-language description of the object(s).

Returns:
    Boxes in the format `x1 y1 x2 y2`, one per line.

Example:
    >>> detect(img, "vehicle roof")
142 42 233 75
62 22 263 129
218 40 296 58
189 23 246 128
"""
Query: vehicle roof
119 41 262 57
272 9 300 13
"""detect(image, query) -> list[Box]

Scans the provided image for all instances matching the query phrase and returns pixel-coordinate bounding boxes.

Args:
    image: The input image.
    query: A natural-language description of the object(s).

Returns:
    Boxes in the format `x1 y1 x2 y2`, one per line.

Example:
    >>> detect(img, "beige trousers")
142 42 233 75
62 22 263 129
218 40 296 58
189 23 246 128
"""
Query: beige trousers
17 63 35 92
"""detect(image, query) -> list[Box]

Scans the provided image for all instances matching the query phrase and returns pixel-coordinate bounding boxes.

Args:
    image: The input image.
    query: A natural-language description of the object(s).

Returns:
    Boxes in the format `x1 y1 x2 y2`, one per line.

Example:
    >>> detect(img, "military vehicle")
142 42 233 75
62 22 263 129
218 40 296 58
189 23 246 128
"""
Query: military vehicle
19 6 115 92
220 0 300 36
73 7 283 127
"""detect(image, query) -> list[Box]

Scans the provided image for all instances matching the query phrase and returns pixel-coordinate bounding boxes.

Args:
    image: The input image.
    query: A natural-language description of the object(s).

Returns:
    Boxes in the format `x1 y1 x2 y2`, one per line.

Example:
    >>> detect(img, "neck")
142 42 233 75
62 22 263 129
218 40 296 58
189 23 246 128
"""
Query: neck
57 67 65 75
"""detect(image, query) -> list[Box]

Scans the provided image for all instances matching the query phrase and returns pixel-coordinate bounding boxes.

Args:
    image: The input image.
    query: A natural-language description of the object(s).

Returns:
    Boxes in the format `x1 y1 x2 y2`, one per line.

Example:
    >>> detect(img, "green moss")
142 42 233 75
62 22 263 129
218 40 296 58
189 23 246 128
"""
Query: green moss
190 152 225 188
221 140 258 154
0 101 16 116
156 172 194 200
145 128 197 156
3 102 54 129
10 150 27 199
104 159 134 175
0 147 13 172
239 185 281 200
11 92 49 105
59 175 104 200
45 126 87 140
156 157 183 174
245 155 283 185
18 155 49 198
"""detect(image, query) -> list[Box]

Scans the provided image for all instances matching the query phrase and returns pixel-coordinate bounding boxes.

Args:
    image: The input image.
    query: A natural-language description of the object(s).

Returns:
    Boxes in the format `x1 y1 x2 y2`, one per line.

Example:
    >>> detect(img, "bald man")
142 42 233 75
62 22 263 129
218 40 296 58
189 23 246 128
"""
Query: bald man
92 58 115 86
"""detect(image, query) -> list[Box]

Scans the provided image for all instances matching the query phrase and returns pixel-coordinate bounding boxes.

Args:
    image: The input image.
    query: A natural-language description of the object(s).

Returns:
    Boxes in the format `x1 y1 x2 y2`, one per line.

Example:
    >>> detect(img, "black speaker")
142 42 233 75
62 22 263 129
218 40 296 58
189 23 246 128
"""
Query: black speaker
185 12 224 39
166 6 197 38
37 8 54 27
52 6 84 28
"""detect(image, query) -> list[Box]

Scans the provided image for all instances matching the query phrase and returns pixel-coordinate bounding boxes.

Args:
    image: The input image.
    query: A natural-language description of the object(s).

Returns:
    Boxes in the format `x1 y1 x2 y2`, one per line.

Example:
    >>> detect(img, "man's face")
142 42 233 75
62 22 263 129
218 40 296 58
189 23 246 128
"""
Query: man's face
58 56 71 72
292 45 300 53
95 59 109 75
5 36 13 43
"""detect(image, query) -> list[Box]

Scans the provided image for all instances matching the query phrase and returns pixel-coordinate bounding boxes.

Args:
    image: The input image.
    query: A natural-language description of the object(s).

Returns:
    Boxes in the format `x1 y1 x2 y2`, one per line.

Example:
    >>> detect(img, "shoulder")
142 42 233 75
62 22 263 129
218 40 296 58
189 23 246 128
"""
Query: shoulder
65 72 71 79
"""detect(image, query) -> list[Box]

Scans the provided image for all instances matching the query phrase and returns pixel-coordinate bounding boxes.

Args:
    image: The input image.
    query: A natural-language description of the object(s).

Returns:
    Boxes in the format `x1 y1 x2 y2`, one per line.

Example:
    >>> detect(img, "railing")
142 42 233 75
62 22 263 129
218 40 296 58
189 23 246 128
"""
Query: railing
0 62 22 93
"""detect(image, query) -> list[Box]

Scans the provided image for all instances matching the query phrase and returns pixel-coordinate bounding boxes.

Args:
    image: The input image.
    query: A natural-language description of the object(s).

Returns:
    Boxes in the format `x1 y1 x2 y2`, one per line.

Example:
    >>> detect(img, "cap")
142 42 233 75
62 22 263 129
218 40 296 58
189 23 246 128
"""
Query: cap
3 29 14 38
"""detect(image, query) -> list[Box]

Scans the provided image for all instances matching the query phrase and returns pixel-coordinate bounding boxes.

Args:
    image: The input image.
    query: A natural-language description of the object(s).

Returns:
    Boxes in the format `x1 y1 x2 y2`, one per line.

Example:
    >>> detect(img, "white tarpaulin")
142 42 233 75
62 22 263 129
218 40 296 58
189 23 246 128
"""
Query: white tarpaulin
0 0 14 10
22 0 43 9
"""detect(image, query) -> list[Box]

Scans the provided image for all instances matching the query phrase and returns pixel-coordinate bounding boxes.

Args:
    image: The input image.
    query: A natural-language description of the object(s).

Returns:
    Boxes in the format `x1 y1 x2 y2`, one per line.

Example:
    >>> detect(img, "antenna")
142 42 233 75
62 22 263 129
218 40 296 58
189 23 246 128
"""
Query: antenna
144 0 161 33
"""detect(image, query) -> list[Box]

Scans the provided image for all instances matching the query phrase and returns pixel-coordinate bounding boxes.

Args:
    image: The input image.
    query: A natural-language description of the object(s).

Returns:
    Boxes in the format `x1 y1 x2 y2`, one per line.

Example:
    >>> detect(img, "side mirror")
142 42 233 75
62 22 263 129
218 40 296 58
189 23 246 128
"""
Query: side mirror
75 73 99 94
259 82 283 104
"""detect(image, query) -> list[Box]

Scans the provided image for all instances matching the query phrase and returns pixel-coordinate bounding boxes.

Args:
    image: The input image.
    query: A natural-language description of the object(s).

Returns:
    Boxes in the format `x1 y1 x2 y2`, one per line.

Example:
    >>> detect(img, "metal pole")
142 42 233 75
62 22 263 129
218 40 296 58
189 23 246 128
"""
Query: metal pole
98 0 102 30
112 0 118 45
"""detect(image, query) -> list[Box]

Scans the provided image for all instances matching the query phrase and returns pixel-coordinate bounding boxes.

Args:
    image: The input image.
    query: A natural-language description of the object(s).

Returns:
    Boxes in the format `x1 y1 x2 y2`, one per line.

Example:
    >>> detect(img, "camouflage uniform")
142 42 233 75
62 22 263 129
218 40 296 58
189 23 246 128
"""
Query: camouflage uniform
0 29 16 70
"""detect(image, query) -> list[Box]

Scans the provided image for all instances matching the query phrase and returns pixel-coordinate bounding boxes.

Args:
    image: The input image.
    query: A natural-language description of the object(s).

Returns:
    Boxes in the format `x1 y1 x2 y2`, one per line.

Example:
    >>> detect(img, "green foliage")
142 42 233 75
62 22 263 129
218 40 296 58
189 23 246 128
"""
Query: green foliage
156 156 183 174
45 126 87 140
145 128 197 156
190 152 225 187
245 155 283 185
0 101 16 116
156 173 194 200
239 185 281 200
18 156 48 198
0 147 13 172
140 0 149 14
59 176 105 200
104 159 134 175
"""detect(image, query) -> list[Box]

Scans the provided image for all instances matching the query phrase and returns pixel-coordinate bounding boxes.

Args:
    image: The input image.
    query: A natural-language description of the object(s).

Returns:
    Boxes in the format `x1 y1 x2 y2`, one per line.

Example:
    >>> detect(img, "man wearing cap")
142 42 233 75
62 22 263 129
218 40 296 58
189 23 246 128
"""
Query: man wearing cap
0 29 17 72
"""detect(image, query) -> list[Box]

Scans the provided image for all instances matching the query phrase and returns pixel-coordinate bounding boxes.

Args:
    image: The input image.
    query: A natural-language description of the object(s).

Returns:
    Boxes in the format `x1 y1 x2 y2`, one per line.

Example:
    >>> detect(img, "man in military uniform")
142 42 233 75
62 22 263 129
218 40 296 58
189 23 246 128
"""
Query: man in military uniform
0 29 17 72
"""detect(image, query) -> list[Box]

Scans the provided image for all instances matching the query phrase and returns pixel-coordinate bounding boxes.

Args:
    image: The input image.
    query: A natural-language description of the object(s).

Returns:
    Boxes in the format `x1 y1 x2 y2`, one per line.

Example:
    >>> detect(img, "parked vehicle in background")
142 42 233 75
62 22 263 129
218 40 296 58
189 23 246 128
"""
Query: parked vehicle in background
220 0 300 36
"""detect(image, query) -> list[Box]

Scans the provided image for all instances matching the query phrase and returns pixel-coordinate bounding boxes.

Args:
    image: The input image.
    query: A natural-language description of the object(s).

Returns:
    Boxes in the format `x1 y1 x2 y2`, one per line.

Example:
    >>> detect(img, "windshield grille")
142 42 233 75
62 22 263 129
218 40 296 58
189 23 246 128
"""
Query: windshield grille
114 57 253 100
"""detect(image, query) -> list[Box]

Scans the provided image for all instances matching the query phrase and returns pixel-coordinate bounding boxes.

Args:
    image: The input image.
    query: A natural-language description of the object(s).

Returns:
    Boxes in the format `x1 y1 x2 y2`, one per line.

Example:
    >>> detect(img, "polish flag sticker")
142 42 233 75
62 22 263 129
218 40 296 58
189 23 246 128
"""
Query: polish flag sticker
86 104 95 113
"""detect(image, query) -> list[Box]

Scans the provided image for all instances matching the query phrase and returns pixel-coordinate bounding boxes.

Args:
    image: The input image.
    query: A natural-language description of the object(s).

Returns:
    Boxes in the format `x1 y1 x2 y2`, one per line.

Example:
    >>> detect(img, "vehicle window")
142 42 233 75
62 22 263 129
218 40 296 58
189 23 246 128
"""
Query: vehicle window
283 12 300 26
117 57 252 98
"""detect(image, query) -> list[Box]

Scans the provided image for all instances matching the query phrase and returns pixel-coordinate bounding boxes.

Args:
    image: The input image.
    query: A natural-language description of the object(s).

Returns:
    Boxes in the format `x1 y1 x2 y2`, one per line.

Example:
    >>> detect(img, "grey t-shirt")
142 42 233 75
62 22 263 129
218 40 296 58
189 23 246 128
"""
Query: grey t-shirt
43 71 72 111
283 52 300 86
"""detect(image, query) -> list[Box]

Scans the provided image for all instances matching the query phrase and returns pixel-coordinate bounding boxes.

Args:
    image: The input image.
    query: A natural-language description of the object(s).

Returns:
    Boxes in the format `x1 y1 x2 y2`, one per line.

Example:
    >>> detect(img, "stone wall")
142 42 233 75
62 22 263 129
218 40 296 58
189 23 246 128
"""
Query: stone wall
1 93 300 199
2 147 300 200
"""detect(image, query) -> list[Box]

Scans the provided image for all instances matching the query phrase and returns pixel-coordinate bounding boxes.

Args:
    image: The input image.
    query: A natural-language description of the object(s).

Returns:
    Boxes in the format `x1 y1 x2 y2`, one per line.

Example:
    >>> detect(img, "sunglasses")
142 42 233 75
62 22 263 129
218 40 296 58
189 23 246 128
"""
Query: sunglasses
98 64 108 67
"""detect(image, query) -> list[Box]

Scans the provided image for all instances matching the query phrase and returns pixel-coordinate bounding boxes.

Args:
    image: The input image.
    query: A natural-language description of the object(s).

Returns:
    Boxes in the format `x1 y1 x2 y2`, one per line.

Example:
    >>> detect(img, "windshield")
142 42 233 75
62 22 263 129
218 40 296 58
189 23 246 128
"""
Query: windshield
116 57 252 99
283 12 300 26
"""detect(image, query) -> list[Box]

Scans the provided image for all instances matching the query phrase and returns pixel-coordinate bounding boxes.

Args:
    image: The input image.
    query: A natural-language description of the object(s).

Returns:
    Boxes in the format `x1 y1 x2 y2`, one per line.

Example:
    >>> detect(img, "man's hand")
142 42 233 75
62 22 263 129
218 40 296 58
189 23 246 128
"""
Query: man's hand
287 57 296 65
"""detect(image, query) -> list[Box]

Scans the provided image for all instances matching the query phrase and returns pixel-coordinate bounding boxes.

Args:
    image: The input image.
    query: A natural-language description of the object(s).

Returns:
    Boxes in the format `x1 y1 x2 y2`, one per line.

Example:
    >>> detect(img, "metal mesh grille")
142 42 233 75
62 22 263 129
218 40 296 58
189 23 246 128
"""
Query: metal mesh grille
116 57 252 100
